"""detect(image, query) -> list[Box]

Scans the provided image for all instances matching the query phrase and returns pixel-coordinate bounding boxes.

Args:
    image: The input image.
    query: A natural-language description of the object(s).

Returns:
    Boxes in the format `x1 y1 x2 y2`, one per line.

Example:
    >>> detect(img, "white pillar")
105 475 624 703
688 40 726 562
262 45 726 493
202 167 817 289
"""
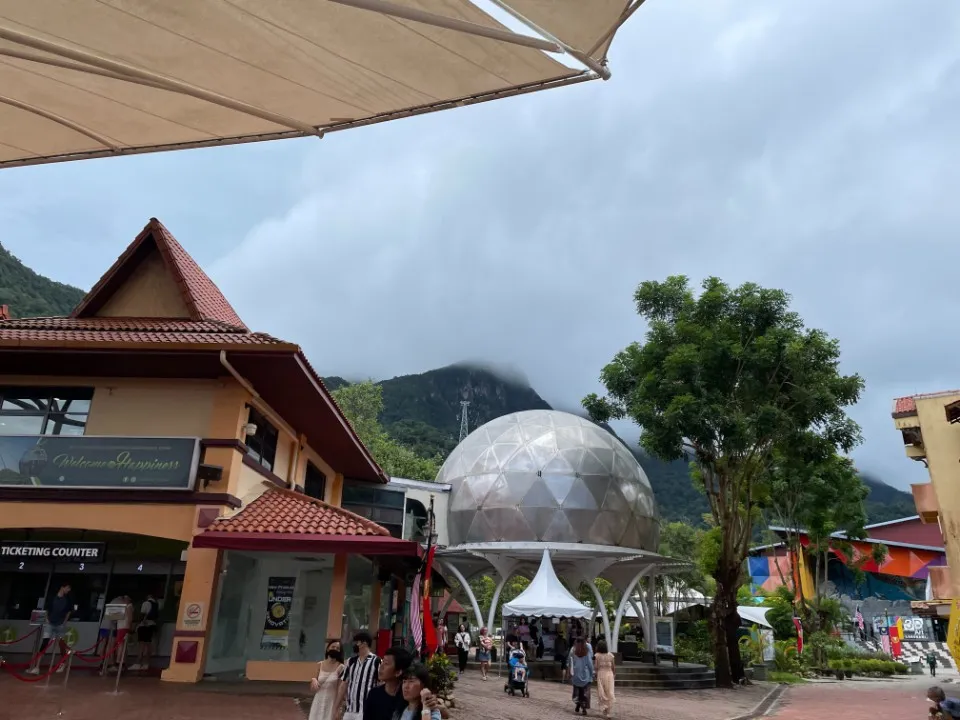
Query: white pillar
645 575 657 656
441 561 484 630
484 557 518 632
584 578 612 647
611 568 651 653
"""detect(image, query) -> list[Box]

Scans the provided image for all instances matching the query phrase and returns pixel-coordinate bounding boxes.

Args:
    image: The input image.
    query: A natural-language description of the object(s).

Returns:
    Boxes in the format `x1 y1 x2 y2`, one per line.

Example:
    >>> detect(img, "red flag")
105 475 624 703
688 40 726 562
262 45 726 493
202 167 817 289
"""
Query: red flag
792 617 804 655
422 546 438 654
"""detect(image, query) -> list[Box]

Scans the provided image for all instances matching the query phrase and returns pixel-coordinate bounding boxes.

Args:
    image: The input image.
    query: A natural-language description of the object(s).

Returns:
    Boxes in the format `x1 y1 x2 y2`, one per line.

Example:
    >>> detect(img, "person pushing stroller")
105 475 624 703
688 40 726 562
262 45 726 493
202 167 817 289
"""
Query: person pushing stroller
504 636 530 698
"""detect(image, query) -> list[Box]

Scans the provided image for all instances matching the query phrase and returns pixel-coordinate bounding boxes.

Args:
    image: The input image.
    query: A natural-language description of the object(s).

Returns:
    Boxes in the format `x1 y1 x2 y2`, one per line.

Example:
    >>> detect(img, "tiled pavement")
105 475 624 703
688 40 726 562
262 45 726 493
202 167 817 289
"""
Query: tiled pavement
770 676 947 719
3 667 773 720
0 674 304 720
448 671 771 720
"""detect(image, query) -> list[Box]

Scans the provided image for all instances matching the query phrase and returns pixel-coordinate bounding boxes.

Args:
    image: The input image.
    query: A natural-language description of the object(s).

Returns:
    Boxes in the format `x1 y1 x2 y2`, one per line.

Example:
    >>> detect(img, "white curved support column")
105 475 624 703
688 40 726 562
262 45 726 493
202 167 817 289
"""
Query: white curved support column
485 556 519 632
611 568 652 653
584 578 612 647
645 575 658 655
629 598 644 627
441 560 484 630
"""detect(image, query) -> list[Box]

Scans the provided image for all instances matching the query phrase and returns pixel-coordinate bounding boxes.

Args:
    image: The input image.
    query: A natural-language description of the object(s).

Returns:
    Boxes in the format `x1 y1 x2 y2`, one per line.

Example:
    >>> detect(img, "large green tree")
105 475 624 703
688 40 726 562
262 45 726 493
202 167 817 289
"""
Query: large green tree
331 381 442 481
583 276 863 687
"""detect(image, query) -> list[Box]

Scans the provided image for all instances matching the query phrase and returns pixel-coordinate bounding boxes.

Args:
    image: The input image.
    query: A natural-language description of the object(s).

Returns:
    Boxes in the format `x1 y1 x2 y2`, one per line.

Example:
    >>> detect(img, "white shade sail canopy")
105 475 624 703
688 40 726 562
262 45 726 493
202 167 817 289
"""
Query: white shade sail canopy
736 606 773 629
502 549 593 619
0 0 645 169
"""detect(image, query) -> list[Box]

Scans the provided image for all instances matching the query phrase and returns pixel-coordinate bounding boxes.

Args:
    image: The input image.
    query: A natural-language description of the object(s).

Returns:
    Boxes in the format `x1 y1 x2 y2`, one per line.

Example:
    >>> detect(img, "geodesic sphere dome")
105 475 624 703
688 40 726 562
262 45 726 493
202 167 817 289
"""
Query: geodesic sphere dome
439 409 659 548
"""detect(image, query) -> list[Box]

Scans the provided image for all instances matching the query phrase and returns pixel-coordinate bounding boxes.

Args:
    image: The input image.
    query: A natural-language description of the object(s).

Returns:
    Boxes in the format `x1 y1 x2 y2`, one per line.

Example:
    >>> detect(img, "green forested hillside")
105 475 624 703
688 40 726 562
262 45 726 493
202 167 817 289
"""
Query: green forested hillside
0 243 85 317
327 365 914 525
0 243 914 527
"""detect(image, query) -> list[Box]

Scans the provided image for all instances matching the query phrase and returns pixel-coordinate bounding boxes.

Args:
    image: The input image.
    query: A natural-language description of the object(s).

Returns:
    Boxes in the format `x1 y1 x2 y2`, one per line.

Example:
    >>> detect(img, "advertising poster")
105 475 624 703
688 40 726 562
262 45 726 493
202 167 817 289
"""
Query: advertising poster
260 577 296 651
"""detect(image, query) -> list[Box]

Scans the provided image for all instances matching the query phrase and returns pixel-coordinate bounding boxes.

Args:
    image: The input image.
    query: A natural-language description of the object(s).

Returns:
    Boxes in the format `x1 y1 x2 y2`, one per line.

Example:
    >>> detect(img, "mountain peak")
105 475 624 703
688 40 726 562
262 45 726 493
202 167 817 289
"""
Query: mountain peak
0 242 85 318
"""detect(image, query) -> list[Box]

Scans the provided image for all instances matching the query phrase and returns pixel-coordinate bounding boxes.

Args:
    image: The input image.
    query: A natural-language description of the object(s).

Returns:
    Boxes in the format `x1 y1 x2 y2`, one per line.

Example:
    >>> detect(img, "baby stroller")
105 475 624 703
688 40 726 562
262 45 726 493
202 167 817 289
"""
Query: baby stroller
504 646 529 697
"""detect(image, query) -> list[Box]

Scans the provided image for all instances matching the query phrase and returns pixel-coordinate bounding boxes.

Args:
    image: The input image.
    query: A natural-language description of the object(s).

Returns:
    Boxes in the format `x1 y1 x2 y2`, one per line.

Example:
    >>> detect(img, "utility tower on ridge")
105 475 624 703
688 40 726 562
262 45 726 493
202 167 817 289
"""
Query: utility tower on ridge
459 400 471 443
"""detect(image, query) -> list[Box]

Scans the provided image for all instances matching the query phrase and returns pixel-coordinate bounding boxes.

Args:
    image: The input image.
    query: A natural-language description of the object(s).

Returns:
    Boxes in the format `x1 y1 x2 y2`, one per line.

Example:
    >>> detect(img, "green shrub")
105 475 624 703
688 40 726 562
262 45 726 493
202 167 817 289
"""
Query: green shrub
769 671 805 684
426 653 457 699
773 640 801 674
675 620 713 667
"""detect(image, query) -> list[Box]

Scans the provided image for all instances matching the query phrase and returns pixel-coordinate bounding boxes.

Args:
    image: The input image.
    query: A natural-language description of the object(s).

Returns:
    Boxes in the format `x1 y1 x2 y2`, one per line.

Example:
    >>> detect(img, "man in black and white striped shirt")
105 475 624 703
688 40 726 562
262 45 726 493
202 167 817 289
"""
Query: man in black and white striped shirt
337 631 381 720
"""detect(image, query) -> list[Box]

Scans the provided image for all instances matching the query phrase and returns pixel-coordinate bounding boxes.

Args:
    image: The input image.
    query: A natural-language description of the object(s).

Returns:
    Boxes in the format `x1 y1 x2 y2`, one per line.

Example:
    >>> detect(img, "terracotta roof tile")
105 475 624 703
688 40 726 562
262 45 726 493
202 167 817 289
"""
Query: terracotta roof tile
894 396 917 415
0 317 286 347
71 218 247 329
206 489 391 536
150 220 247 329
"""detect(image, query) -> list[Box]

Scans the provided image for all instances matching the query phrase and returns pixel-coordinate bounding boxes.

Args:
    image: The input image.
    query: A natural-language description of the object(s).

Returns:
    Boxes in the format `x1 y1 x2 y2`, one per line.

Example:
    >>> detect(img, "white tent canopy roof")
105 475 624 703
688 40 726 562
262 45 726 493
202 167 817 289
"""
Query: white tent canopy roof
0 0 645 169
502 548 594 619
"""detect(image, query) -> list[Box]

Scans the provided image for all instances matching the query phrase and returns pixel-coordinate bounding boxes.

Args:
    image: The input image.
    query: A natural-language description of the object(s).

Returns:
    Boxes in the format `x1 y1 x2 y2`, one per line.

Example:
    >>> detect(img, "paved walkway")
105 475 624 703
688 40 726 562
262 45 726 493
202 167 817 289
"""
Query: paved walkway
0 674 304 720
2 667 774 720
771 675 946 719
450 671 770 720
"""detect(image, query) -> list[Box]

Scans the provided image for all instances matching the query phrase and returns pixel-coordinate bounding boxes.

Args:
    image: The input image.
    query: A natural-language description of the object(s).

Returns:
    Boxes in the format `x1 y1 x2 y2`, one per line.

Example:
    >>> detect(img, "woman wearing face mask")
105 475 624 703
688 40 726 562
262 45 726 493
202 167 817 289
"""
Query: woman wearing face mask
309 640 345 720
394 664 441 720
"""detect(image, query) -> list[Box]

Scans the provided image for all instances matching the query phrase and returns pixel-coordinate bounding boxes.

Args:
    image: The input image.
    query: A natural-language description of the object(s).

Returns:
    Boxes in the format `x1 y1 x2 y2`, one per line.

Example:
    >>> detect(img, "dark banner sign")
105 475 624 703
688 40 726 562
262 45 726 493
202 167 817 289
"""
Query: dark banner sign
260 577 296 651
0 541 106 563
0 436 199 490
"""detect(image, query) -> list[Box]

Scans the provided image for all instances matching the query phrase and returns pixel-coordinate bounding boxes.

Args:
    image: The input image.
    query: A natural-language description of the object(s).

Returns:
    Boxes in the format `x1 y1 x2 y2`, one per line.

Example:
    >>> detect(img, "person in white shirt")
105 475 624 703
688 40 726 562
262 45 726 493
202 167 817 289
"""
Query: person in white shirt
130 593 159 671
454 625 471 676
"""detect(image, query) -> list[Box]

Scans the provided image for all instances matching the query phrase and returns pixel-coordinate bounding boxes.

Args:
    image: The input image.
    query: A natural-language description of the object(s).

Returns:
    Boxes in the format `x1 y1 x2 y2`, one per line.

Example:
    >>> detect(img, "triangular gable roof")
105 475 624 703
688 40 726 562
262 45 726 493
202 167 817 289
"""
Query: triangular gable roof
503 549 593 619
71 218 247 329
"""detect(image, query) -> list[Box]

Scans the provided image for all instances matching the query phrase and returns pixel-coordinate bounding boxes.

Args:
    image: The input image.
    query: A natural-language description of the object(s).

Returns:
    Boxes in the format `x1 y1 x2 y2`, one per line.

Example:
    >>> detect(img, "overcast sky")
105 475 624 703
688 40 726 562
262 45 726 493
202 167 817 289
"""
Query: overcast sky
1 0 958 491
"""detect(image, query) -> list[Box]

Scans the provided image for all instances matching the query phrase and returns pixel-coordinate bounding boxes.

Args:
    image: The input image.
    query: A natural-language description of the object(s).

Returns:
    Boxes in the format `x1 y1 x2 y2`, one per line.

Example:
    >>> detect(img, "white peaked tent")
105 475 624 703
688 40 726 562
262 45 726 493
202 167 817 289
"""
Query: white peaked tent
503 549 593 619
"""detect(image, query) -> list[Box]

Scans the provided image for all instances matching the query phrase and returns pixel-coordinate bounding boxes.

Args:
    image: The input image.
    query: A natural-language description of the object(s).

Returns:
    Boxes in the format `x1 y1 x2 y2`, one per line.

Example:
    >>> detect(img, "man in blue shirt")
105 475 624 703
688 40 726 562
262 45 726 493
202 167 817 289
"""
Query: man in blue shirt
929 687 960 718
27 583 72 675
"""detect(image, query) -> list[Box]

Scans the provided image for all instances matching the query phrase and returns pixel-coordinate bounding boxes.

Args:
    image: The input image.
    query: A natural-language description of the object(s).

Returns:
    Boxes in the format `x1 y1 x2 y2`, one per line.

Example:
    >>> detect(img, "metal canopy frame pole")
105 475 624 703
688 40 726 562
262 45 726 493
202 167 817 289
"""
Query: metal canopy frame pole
0 26 324 137
327 0 561 53
586 0 650 58
485 0 612 79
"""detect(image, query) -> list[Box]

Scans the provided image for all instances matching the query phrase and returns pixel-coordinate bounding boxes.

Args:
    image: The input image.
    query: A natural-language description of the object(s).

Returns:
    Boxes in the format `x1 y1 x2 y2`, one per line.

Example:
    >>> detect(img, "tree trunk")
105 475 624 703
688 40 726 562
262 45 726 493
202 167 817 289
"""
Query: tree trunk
710 566 743 688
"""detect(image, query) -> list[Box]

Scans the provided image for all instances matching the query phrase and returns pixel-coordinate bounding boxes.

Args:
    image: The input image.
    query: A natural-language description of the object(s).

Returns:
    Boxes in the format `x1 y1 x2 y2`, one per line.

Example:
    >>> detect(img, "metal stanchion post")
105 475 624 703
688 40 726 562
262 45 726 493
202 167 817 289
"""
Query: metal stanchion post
114 634 128 694
100 628 114 676
58 651 74 718
44 640 59 688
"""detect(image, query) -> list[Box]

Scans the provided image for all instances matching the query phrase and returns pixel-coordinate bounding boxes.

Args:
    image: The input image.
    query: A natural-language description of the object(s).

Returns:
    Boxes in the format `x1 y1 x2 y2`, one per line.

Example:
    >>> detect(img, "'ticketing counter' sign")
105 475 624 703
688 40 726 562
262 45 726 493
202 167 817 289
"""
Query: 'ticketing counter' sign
0 541 106 562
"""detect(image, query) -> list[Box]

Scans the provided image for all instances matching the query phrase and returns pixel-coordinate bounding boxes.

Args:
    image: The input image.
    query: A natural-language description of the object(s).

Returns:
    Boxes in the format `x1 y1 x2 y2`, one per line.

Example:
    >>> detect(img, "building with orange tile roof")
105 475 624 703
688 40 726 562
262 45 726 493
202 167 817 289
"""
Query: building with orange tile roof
0 219 422 683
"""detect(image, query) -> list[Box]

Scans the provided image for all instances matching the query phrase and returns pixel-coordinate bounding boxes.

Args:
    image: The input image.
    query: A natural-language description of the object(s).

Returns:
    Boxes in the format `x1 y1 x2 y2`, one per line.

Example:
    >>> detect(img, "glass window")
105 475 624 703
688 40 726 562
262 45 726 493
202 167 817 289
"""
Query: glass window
245 407 278 472
342 555 374 645
304 462 326 501
0 387 93 436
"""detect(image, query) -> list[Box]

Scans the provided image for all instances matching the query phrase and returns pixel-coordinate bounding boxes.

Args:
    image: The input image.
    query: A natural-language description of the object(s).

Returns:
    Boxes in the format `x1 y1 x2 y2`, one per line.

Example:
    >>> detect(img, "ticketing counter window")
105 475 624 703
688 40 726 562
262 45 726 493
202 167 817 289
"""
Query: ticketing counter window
0 563 49 620
48 564 109 622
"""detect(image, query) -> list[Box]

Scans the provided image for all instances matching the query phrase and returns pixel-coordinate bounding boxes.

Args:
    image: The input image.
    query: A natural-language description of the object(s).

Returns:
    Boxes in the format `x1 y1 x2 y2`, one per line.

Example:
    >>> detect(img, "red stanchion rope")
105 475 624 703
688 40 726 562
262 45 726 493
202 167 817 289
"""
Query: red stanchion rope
0 626 40 646
0 644 53 670
71 634 125 665
0 651 70 682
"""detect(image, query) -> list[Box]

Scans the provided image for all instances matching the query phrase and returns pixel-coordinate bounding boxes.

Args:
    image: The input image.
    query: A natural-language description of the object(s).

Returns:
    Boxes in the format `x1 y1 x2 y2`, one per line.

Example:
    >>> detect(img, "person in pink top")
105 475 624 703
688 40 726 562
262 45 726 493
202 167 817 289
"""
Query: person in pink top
478 627 494 681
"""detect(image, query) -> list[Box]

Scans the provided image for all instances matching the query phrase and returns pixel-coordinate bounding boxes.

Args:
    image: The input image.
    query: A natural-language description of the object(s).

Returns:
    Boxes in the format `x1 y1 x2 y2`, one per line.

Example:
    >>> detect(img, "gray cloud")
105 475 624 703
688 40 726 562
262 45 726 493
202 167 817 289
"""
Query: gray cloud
2 0 959 490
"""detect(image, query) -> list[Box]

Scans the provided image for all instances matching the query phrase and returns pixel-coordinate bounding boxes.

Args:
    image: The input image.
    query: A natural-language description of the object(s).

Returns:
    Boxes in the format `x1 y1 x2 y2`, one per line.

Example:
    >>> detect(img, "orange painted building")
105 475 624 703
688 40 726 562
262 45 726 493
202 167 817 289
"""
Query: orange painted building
0 219 420 682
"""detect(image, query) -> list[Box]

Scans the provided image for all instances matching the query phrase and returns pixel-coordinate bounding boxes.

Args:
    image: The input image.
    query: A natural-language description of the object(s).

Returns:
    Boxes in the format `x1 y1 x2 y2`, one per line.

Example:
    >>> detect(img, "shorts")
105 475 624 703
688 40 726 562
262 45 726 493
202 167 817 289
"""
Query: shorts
478 650 491 662
43 623 66 640
137 625 157 644
556 655 568 670
99 627 112 638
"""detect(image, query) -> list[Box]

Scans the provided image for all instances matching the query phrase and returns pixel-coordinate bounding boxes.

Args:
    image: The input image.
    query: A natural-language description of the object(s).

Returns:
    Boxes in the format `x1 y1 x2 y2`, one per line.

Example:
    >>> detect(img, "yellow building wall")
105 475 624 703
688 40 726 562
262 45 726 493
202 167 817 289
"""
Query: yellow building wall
96 251 192 318
85 379 217 437
916 394 960 599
